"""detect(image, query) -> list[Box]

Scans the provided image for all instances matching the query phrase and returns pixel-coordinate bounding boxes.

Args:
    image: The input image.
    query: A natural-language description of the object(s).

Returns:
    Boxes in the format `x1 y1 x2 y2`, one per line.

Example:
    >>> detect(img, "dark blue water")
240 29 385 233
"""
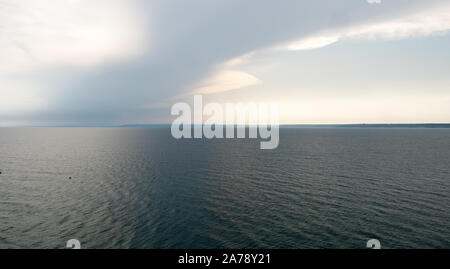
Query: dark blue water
0 128 449 249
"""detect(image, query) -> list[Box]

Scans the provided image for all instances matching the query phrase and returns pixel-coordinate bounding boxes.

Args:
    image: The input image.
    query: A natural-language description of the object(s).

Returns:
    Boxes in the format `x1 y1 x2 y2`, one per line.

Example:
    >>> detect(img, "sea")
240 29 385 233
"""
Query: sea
0 127 449 249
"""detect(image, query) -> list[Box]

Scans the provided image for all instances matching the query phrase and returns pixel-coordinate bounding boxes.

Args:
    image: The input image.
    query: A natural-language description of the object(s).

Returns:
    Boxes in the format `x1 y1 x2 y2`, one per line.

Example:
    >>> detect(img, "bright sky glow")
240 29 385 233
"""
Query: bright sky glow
0 0 449 125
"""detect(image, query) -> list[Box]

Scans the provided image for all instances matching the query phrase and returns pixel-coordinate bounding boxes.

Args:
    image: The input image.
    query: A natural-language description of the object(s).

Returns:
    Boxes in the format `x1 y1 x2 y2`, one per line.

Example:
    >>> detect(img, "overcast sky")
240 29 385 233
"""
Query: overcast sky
1 0 450 126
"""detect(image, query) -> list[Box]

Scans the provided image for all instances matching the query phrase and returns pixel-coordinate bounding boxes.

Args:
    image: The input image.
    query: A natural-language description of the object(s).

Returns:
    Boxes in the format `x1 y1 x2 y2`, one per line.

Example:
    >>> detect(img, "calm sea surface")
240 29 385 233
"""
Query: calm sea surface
0 128 449 249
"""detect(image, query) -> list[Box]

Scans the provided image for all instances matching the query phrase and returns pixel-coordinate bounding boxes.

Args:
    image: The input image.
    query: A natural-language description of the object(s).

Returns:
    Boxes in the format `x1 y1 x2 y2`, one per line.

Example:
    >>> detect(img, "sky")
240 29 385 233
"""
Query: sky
1 0 450 126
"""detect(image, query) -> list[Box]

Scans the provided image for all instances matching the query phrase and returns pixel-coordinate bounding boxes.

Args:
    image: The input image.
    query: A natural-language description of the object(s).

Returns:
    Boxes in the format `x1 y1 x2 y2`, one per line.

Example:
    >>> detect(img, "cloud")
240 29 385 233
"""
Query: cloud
193 70 262 94
285 35 340 51
0 78 47 114
1 0 450 125
0 0 146 73
222 52 256 68
284 1 450 51
346 5 450 40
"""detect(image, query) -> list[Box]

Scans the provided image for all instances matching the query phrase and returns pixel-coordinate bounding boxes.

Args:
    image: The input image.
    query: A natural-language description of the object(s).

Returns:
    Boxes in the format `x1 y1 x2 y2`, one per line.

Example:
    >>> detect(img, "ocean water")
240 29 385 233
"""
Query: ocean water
0 128 449 249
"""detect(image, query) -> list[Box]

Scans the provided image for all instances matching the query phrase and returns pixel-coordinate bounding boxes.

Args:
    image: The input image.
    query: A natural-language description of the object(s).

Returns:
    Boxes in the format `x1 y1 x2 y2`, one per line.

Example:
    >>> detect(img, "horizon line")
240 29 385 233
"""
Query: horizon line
1 123 450 128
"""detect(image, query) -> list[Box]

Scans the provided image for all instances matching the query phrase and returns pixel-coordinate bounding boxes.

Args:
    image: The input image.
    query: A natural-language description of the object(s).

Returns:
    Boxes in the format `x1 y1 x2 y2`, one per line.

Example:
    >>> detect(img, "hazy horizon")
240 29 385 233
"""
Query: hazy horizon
1 0 450 126
2 123 450 128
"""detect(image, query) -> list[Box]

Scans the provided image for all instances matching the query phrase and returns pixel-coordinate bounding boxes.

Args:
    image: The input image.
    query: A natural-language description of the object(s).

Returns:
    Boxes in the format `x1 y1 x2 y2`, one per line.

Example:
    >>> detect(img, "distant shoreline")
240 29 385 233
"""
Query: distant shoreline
279 124 450 128
3 123 450 128
121 124 450 128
